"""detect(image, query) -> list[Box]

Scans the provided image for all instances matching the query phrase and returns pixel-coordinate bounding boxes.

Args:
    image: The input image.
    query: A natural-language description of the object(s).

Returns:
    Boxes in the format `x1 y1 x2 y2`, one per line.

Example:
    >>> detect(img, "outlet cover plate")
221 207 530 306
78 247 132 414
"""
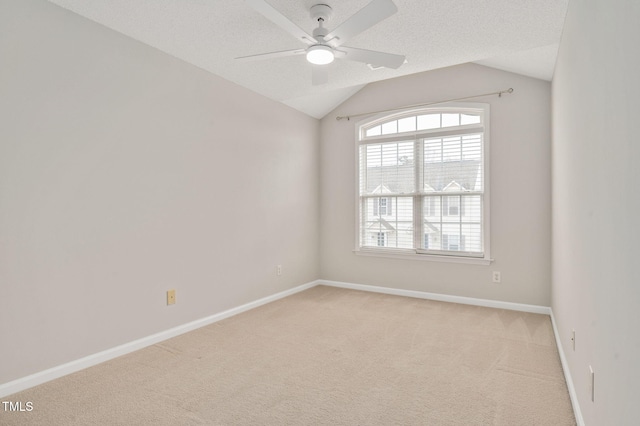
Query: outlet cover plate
167 289 176 305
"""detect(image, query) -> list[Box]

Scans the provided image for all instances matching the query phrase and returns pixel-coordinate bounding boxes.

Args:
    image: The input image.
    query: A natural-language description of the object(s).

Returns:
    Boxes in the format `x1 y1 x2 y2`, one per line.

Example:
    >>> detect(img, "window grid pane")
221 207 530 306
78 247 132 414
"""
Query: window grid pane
423 195 482 253
442 113 460 127
362 142 415 196
417 114 440 130
461 114 481 125
381 120 398 135
362 197 414 249
365 125 381 137
398 116 417 132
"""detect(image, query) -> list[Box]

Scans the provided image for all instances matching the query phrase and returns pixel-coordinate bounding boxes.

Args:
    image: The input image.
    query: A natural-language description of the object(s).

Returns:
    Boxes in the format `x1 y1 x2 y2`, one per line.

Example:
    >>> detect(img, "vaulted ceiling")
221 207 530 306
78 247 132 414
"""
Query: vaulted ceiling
47 0 569 118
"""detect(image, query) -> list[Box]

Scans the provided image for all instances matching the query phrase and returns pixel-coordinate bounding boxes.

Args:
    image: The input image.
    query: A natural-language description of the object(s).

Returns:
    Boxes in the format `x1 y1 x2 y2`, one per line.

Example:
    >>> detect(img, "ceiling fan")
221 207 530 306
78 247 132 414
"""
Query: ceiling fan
236 0 406 85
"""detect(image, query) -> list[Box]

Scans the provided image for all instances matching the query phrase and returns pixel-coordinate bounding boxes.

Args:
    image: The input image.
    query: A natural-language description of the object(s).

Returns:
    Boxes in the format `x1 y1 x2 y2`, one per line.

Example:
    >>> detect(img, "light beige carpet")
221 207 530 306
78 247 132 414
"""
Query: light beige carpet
1 285 576 425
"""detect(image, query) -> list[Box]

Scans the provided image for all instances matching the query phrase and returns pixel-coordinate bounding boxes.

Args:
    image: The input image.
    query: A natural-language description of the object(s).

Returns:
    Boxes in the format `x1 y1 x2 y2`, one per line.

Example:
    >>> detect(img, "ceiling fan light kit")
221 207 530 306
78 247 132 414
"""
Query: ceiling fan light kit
306 45 334 65
239 0 406 85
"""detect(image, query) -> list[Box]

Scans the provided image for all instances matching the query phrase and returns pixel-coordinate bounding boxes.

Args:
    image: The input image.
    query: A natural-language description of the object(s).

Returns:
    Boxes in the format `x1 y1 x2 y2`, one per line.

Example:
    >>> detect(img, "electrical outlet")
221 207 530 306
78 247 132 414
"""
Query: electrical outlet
167 289 176 305
571 329 576 351
589 365 595 402
277 265 282 276
492 271 501 283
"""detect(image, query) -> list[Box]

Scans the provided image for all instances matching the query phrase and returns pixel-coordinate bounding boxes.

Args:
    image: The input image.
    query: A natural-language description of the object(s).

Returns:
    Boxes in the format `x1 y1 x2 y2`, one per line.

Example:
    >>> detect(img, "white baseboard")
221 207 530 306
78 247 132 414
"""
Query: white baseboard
0 280 319 399
319 279 551 315
550 309 584 426
1 278 565 407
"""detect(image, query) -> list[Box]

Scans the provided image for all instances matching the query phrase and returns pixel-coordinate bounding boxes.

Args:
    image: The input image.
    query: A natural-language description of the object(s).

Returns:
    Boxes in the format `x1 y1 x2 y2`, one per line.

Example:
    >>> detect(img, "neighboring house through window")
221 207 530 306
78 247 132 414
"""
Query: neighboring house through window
373 197 392 216
356 103 490 263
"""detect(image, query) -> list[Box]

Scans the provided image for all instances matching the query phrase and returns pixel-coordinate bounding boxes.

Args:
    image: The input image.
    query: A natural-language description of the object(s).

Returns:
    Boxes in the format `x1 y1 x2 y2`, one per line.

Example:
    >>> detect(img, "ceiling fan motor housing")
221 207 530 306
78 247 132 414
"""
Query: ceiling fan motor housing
310 4 332 42
310 4 332 23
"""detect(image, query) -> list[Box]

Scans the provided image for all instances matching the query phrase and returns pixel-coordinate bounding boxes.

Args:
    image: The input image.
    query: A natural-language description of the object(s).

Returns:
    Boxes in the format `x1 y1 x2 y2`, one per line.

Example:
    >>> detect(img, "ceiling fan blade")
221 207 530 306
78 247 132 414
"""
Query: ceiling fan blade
312 66 329 86
325 0 397 47
245 0 315 45
339 46 405 69
235 48 305 62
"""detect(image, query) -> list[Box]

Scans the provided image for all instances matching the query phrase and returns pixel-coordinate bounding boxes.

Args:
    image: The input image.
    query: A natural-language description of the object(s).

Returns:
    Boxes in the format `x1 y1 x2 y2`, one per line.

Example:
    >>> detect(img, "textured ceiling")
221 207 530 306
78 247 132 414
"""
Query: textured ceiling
46 0 569 118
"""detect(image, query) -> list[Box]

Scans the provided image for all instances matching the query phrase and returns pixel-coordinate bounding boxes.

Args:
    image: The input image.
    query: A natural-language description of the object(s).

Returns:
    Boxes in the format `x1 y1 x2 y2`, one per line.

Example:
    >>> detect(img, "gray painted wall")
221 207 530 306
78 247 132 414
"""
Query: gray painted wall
1 0 580 408
0 0 319 384
320 64 552 306
552 0 640 424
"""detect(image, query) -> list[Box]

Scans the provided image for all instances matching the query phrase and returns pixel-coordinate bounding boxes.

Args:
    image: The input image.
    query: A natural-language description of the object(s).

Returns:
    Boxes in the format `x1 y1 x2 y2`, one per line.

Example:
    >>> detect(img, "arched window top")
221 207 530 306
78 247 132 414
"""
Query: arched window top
359 105 484 141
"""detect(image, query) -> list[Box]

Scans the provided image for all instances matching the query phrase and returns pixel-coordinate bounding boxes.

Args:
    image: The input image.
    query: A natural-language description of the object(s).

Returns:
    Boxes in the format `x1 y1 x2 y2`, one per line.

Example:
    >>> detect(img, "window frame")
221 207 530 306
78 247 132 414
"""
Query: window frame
354 102 492 265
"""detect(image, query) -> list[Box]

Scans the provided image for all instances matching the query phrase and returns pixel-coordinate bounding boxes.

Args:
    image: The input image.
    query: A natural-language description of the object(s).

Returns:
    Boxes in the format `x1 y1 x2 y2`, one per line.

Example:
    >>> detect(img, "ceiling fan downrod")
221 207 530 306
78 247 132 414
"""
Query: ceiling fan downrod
307 4 335 64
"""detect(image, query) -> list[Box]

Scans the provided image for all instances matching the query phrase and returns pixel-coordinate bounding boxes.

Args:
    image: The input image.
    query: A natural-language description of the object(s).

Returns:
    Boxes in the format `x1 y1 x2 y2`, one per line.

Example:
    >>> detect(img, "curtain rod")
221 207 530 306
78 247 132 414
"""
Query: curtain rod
335 88 514 121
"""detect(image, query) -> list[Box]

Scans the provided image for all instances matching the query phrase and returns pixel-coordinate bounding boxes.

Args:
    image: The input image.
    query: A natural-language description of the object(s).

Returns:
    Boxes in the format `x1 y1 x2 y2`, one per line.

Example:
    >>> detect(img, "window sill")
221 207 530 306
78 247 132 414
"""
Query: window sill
353 248 493 265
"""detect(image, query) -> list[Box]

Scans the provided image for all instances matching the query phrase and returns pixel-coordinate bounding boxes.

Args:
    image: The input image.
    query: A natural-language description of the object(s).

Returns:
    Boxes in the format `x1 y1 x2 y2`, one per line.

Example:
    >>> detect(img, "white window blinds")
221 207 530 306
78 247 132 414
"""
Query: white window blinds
357 105 489 259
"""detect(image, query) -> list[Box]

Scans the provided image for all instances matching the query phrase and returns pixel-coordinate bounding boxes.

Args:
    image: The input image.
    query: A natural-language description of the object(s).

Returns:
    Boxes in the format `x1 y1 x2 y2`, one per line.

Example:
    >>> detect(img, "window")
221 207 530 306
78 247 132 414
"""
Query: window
379 198 388 215
356 103 490 262
443 196 460 216
373 197 392 216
